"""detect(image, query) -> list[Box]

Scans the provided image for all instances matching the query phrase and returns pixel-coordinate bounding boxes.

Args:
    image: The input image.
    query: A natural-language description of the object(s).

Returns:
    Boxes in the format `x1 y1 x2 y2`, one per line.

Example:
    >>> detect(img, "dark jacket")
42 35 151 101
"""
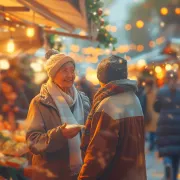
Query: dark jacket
154 85 180 157
79 89 146 180
26 85 90 180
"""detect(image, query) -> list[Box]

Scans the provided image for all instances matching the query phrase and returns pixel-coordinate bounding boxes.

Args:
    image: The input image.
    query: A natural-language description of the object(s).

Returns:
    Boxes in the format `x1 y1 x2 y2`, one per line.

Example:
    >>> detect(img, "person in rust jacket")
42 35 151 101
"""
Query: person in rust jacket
79 55 147 180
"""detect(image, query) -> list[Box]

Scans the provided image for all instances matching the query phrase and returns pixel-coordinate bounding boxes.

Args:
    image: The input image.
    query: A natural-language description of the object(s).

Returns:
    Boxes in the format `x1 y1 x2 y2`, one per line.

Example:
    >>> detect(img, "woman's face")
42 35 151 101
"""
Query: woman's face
1 82 13 94
54 62 75 89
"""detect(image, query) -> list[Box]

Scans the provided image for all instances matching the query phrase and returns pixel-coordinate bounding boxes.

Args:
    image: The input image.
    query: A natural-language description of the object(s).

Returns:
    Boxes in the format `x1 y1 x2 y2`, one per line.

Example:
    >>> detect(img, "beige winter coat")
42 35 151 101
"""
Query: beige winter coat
25 85 90 180
145 89 159 132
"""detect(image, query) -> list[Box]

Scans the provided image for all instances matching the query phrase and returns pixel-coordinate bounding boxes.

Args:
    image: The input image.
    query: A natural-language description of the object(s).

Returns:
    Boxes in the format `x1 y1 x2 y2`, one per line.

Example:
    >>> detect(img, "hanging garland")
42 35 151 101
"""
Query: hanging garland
46 34 63 51
86 0 117 48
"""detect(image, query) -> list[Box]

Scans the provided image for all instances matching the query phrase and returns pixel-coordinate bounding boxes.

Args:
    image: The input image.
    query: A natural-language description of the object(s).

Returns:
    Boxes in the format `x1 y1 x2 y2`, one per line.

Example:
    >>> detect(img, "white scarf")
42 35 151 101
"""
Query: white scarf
47 80 84 175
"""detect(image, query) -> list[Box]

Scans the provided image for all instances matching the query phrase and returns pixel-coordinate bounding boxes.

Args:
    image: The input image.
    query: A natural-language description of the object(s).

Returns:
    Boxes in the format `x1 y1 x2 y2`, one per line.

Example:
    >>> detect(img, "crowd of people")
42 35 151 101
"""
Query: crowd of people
0 49 180 180
137 70 180 180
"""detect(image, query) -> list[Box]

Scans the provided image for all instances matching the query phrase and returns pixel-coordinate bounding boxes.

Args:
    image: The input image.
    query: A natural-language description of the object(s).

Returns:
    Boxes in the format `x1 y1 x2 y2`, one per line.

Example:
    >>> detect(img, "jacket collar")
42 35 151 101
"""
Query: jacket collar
39 84 58 110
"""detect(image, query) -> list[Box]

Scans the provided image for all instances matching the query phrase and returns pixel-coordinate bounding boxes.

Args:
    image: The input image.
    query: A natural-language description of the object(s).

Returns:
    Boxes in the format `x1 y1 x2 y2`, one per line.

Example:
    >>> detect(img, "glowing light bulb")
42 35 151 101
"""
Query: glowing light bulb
155 66 162 73
7 39 15 53
26 27 35 37
136 20 144 28
175 8 180 15
165 64 172 71
160 7 168 15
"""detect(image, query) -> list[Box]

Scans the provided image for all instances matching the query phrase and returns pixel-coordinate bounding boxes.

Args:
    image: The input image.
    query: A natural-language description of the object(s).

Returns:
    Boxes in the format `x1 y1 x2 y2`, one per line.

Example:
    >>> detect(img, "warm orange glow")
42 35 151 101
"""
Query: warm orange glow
79 31 87 36
26 27 35 37
137 59 146 68
149 41 155 48
9 27 16 32
111 26 117 32
105 25 111 31
173 64 179 70
160 7 168 15
125 24 132 31
7 39 15 53
86 67 99 85
130 44 136 50
156 37 165 45
165 64 172 71
155 66 162 74
126 56 131 61
117 45 129 53
70 45 80 53
129 76 137 80
137 45 144 52
175 8 180 15
136 20 144 28
156 73 164 79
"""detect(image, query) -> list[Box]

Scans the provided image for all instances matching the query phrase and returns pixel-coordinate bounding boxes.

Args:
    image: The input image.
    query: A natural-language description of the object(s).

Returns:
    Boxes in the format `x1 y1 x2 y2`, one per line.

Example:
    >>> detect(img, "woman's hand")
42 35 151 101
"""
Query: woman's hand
60 123 84 139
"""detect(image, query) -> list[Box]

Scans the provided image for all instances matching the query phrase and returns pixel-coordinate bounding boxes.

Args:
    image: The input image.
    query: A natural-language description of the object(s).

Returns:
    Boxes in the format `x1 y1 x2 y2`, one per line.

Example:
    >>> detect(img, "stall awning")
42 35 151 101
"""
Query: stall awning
0 0 88 32
0 26 44 56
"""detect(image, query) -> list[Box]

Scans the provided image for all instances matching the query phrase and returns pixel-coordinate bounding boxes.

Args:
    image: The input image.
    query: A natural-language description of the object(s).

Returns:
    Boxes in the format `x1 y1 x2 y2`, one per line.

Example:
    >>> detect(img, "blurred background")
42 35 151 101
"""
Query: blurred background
0 0 179 179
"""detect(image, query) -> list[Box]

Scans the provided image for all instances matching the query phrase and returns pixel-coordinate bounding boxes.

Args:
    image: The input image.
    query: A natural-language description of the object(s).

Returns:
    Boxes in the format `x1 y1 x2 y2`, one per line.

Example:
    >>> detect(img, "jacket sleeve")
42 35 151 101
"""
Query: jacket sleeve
25 99 66 155
78 111 120 180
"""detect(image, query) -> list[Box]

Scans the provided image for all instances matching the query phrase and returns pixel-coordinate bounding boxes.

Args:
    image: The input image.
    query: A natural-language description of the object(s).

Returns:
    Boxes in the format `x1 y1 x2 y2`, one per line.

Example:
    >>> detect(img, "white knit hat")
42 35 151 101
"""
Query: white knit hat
44 49 75 79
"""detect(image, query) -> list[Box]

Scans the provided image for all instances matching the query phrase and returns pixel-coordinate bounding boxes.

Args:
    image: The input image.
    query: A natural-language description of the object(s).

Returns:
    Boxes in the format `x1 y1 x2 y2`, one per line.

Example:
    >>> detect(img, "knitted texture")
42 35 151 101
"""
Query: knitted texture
97 55 128 83
44 50 75 79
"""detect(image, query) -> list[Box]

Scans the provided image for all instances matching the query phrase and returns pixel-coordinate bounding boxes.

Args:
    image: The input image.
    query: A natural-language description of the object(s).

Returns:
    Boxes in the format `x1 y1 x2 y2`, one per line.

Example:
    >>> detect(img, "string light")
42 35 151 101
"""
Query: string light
156 73 164 79
0 59 10 70
165 64 172 71
125 24 132 31
5 17 11 21
155 66 162 73
26 27 35 38
149 71 153 75
137 45 144 52
149 41 155 48
7 38 15 53
137 59 146 68
173 64 179 70
175 8 180 15
160 7 168 15
136 20 144 28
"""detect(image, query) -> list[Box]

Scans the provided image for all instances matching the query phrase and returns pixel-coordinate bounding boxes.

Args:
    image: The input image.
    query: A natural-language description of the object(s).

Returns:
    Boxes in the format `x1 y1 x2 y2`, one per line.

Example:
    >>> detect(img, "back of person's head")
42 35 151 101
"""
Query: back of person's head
97 55 127 84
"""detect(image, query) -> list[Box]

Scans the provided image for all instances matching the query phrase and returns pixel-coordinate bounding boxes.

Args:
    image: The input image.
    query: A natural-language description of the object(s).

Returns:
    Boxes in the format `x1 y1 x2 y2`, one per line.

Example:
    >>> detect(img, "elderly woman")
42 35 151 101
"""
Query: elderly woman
26 49 90 180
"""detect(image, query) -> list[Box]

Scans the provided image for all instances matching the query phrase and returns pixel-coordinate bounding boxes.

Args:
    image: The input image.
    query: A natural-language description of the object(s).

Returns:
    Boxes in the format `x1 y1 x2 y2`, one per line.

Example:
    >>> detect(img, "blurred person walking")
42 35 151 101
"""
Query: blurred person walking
144 80 159 151
26 49 90 180
154 70 180 180
76 75 95 103
17 73 37 103
79 55 146 180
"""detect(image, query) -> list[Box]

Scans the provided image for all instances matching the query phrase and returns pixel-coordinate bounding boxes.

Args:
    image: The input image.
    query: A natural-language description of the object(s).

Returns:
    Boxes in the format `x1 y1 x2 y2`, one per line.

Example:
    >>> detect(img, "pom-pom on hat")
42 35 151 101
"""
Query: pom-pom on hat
97 55 128 84
44 49 75 79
